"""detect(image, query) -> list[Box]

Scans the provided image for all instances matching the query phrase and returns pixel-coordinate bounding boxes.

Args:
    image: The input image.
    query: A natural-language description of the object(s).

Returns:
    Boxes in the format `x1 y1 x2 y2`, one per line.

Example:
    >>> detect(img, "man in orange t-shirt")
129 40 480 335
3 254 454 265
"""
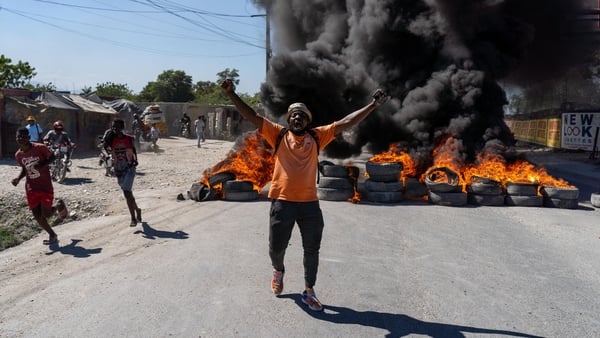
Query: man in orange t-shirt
222 79 388 311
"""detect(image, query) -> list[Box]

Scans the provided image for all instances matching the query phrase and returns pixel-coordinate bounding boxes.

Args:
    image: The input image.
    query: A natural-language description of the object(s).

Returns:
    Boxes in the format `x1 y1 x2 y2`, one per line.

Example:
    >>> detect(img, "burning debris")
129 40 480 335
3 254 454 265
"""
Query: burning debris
190 1 587 208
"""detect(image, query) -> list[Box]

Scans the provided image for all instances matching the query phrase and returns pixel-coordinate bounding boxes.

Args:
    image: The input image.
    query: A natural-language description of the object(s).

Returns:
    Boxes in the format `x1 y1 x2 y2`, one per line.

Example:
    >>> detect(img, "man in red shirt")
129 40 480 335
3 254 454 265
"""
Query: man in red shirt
12 128 68 245
222 79 387 311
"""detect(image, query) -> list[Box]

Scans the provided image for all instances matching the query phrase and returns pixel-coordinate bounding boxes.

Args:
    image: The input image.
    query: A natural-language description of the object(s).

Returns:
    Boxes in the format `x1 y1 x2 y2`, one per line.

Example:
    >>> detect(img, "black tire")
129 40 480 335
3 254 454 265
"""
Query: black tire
540 187 579 200
467 182 503 195
428 191 468 206
367 173 401 182
57 161 67 184
317 187 354 201
403 178 428 199
471 176 501 185
321 164 356 178
425 167 460 193
468 194 505 206
318 177 354 189
223 190 259 201
364 179 403 192
208 172 236 187
365 161 402 177
223 180 254 192
505 195 543 207
506 182 538 196
543 197 579 209
318 160 335 174
366 191 402 203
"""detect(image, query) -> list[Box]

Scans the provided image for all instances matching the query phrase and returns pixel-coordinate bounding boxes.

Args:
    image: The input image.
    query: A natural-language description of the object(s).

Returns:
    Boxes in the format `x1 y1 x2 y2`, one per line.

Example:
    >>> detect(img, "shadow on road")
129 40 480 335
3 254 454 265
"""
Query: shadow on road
45 239 102 258
279 294 543 338
134 222 189 240
60 177 94 186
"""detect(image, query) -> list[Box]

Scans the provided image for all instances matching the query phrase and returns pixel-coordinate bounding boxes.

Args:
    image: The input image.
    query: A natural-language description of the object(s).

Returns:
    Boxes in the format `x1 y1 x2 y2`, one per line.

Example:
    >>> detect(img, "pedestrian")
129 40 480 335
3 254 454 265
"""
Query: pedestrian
25 116 43 143
12 127 69 245
108 119 142 227
221 79 388 311
194 115 205 148
149 123 159 150
131 114 143 150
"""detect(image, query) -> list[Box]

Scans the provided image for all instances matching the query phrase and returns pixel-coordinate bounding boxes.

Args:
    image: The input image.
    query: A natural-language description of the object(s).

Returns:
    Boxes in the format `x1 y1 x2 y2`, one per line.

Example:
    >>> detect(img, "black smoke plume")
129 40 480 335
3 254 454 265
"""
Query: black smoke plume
251 0 592 168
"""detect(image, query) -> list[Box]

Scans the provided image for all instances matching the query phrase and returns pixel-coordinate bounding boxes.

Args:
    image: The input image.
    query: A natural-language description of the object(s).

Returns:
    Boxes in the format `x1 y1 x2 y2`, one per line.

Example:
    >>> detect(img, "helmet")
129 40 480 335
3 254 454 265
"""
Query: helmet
53 120 64 130
26 116 36 122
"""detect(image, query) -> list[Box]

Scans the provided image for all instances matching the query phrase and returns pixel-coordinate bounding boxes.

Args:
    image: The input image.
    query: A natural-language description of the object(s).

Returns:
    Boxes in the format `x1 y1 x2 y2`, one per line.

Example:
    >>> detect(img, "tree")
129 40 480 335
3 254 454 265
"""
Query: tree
0 54 36 88
193 68 261 105
95 82 134 99
138 69 194 102
80 86 93 96
24 82 57 92
216 68 240 85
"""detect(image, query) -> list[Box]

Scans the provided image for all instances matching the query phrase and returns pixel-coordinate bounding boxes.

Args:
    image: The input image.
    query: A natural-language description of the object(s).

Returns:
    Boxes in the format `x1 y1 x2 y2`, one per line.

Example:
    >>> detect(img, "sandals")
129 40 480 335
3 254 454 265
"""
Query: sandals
43 236 58 245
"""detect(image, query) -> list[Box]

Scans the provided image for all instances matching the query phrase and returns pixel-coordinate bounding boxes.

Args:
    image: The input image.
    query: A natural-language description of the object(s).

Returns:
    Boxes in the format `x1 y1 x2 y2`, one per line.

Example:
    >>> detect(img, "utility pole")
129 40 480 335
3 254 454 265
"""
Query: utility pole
252 5 271 76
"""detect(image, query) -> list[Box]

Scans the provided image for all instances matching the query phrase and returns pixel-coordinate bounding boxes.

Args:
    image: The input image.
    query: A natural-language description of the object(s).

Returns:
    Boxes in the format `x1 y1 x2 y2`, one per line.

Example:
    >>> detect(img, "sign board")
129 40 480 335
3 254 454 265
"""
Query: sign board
561 112 600 150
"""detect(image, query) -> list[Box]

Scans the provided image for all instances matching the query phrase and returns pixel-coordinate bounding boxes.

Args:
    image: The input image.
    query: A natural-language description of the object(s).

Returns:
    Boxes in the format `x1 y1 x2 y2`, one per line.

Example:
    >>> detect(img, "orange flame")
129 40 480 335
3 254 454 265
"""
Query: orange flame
368 144 418 183
201 133 274 192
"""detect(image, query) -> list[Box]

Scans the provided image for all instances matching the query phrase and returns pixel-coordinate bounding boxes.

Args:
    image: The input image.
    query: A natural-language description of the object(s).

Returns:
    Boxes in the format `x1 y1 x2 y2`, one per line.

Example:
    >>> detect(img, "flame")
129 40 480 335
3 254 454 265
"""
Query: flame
368 144 418 183
201 133 275 193
345 162 362 203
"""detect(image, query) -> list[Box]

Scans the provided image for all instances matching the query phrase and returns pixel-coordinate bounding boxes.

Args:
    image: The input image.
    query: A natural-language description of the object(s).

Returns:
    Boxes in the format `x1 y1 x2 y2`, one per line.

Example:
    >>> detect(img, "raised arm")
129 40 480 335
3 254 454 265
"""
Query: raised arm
221 79 264 128
334 89 388 134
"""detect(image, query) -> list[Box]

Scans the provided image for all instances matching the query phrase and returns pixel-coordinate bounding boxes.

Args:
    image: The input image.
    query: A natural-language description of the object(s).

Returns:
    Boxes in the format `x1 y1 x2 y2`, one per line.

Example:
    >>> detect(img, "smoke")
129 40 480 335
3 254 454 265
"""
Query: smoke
251 0 591 166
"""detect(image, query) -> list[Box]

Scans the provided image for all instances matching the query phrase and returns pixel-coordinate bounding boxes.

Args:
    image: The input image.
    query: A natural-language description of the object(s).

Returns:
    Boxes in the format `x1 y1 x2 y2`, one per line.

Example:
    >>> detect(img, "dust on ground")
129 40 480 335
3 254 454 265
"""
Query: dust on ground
0 137 235 250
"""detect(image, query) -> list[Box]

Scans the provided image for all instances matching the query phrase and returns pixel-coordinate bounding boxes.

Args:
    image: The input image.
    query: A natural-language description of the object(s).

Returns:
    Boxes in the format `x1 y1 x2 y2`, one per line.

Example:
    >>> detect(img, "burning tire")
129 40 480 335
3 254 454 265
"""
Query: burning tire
467 182 503 195
318 177 354 190
428 191 468 206
506 182 538 196
505 195 543 207
365 191 402 203
424 167 460 193
467 194 505 206
317 187 354 201
364 179 403 192
321 164 359 178
223 190 259 201
542 197 579 209
208 172 236 187
540 186 579 200
223 180 254 191
366 161 402 182
403 177 428 200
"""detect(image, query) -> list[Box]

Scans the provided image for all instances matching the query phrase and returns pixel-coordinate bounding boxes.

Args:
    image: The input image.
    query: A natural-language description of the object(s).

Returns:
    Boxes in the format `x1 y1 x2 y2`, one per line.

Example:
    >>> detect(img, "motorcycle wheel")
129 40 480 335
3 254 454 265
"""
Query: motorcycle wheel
57 160 67 183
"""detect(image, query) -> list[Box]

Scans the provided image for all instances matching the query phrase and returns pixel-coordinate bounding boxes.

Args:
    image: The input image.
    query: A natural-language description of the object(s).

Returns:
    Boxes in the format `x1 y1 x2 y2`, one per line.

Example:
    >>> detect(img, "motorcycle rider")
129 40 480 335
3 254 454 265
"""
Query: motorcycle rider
43 121 74 170
180 112 191 136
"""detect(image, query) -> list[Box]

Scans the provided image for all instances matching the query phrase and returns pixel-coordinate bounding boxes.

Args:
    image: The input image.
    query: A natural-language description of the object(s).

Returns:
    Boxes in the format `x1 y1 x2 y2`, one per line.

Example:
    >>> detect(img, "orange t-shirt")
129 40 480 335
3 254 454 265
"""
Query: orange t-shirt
260 119 336 202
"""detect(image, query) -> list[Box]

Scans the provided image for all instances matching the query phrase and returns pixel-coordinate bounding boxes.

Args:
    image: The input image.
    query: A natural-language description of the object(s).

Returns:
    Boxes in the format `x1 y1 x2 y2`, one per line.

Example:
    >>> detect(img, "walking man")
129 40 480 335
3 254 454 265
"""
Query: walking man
108 119 142 227
194 115 205 148
25 116 43 143
12 127 68 245
221 79 387 311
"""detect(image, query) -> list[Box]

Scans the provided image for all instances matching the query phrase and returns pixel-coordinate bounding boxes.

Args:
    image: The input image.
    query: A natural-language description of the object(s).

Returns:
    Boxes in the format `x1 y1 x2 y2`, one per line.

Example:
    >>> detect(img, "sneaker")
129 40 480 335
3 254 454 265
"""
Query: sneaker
301 290 323 311
271 270 284 295
56 199 68 220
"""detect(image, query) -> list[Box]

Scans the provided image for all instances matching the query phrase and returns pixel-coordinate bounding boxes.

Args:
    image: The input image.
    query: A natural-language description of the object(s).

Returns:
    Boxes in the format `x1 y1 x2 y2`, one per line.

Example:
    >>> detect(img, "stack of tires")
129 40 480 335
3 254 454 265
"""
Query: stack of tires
425 167 467 206
504 182 542 207
540 186 579 209
364 161 403 203
317 162 358 201
466 176 505 206
403 177 428 200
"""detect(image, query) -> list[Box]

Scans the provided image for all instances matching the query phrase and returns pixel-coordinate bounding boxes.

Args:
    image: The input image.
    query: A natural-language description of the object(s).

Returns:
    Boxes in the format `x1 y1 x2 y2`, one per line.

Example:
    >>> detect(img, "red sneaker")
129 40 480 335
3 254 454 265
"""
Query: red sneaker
271 270 284 295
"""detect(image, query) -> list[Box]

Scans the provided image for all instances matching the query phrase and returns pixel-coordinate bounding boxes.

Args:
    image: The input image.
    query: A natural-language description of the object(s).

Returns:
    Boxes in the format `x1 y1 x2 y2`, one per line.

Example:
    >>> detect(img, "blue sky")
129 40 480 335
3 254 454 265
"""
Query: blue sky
0 0 267 95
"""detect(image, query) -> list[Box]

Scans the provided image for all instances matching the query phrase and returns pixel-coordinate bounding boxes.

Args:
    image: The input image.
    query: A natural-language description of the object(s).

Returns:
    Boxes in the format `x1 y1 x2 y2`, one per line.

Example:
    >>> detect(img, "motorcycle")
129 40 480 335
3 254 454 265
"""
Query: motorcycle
97 137 114 177
181 121 191 138
47 143 75 183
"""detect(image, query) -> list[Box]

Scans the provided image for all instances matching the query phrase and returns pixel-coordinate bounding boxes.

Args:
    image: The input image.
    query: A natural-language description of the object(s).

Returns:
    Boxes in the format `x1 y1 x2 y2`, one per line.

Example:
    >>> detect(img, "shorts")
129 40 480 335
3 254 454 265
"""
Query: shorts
26 191 54 210
117 167 136 192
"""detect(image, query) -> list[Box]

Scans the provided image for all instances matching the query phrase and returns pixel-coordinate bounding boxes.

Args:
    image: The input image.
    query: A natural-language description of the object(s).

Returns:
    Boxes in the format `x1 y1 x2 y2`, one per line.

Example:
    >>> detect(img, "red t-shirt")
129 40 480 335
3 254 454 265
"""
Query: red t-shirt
260 119 336 202
110 134 136 176
15 143 54 193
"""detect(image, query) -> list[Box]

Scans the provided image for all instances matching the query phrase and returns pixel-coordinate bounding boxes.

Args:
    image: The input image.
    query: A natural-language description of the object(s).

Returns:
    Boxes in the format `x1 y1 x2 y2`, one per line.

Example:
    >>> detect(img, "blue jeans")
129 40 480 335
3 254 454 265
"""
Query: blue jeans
269 199 324 288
